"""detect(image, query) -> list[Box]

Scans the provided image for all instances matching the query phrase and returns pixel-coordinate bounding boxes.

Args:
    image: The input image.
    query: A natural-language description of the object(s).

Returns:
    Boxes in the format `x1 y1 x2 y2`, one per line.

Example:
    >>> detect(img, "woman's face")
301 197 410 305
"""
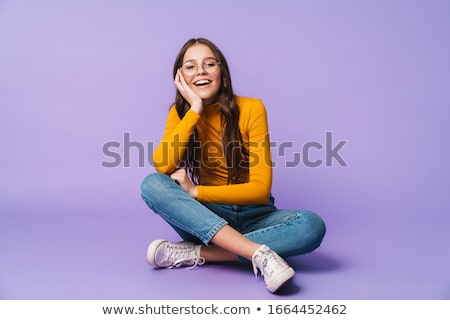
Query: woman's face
181 43 222 105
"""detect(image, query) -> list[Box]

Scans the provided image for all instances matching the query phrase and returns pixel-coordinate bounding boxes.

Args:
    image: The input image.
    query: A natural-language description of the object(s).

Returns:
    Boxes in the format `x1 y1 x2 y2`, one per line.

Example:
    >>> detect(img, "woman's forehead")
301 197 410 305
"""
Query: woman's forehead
183 43 215 62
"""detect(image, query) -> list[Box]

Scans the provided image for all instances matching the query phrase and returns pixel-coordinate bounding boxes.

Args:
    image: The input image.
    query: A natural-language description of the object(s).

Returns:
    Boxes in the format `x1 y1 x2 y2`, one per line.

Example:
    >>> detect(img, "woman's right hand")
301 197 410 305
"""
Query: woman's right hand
174 69 203 114
170 168 198 199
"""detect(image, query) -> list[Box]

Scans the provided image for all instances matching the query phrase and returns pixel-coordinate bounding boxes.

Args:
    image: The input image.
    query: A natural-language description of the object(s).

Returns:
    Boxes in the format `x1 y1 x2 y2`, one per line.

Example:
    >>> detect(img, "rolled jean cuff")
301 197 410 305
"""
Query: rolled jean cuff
203 220 228 245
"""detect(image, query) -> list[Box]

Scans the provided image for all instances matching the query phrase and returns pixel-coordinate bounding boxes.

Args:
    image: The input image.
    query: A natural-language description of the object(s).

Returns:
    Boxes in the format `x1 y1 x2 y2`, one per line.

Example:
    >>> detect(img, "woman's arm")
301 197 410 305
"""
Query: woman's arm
196 99 272 205
152 107 200 174
153 69 205 173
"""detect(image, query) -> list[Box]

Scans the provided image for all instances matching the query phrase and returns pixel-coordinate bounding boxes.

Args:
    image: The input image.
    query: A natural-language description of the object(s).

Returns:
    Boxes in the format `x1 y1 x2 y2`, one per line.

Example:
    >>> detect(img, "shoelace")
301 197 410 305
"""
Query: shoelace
164 244 205 269
252 247 283 280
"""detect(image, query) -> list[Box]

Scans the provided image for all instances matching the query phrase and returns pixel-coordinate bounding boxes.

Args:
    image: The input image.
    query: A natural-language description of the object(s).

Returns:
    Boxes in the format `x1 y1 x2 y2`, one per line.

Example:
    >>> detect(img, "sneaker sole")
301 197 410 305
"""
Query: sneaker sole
266 267 295 293
146 239 167 268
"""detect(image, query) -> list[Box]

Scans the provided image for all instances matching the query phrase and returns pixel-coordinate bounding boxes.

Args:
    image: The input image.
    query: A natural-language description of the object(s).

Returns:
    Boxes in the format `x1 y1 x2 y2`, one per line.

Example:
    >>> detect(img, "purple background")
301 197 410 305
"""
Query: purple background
1 0 450 299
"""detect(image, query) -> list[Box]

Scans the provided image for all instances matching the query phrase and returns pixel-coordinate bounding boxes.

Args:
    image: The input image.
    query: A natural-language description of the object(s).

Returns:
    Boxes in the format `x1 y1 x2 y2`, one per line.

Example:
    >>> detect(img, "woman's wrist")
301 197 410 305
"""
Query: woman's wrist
189 186 198 199
190 102 203 114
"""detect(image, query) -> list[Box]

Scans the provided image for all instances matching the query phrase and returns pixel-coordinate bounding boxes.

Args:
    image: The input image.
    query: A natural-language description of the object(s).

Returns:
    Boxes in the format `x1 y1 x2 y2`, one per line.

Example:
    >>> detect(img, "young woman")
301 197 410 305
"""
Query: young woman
141 38 326 293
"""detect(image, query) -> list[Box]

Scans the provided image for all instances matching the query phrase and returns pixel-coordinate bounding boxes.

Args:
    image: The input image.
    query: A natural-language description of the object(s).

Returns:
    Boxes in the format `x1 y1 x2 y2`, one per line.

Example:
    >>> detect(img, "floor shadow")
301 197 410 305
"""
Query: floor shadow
204 252 342 275
273 279 301 296
204 262 302 296
287 252 342 273
206 261 252 273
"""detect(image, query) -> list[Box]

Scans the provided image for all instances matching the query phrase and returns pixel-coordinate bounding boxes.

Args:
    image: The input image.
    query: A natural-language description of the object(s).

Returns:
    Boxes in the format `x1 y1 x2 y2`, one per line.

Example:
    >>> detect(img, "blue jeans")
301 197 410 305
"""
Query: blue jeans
141 173 326 260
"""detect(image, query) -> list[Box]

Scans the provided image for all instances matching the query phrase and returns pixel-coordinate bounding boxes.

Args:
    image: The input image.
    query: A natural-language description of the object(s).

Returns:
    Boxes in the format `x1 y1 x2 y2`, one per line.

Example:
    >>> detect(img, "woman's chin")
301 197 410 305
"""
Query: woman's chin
201 95 219 106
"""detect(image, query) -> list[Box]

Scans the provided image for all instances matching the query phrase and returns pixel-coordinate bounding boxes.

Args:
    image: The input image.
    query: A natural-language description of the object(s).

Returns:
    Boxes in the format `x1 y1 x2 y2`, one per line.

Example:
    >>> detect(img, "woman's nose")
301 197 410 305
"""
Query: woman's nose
196 64 207 75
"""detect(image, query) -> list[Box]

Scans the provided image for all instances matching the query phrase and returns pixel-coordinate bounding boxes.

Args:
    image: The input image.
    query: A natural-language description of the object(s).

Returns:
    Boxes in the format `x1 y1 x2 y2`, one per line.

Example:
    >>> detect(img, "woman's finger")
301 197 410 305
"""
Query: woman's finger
173 70 202 111
174 70 184 92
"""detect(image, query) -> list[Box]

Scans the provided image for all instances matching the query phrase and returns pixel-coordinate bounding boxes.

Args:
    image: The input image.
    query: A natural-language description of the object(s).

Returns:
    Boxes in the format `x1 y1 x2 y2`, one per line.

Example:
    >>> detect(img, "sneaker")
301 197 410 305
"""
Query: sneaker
146 239 205 269
252 245 295 293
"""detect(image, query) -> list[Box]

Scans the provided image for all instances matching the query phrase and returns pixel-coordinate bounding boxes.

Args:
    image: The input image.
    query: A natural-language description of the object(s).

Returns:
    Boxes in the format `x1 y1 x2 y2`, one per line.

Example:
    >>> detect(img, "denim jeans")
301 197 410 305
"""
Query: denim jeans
141 172 326 259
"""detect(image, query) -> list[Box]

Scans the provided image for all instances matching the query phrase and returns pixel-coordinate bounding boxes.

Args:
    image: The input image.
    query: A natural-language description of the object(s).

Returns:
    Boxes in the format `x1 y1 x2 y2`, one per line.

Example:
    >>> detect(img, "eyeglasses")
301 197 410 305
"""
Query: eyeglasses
180 58 221 77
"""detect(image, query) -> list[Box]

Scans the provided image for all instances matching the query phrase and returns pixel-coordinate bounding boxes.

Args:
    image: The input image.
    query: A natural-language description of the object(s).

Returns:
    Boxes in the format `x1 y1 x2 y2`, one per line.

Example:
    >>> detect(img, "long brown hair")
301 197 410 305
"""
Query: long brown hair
172 38 248 184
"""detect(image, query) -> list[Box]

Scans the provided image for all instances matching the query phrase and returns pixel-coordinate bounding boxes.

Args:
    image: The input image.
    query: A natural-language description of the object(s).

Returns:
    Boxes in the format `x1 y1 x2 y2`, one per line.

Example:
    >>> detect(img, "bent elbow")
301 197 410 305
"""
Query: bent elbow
152 155 174 174
253 182 271 204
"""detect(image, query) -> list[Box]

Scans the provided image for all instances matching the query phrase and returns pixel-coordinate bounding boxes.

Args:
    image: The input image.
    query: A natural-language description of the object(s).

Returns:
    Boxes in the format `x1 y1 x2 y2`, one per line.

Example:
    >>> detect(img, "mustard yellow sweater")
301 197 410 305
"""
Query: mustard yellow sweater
153 96 272 205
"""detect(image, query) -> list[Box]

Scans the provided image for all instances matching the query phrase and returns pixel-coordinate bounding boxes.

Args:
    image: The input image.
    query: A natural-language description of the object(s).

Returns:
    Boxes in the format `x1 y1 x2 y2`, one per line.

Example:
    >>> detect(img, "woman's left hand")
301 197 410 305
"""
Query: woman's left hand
170 168 198 199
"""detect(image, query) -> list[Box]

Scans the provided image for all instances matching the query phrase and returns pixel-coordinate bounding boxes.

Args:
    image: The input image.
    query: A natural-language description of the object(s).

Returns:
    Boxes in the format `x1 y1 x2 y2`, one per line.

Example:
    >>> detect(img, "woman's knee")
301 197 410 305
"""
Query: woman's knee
305 210 326 236
140 172 171 199
297 210 326 250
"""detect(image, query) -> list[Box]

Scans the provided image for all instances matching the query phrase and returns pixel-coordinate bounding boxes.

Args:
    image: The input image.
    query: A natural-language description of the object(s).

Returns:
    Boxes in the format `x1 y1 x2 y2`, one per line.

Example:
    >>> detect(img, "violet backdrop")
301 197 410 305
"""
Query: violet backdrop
1 0 450 299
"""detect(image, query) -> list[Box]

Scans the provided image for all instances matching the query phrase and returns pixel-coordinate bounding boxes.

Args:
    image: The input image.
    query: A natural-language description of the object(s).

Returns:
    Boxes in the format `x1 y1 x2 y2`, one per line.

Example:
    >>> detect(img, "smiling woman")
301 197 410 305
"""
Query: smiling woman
175 43 223 107
140 38 326 294
180 58 221 84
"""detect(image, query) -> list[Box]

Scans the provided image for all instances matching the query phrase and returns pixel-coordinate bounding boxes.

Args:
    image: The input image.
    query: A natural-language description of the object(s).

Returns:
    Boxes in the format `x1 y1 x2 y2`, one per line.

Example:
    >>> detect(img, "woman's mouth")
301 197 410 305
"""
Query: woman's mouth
194 79 212 86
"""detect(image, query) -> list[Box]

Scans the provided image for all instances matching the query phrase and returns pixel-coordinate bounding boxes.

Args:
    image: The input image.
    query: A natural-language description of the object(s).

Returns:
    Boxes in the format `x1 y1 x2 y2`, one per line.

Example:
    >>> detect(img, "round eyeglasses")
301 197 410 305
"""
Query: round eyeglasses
180 58 221 77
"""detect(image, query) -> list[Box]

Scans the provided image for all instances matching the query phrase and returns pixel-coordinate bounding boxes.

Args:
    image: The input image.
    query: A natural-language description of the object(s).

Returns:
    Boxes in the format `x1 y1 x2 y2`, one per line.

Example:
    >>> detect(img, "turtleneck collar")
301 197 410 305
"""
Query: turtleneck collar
201 100 220 116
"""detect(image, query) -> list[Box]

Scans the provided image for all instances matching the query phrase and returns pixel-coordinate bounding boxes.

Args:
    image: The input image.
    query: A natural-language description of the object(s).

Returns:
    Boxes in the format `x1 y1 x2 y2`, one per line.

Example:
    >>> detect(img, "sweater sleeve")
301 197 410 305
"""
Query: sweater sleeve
152 107 200 174
196 99 272 205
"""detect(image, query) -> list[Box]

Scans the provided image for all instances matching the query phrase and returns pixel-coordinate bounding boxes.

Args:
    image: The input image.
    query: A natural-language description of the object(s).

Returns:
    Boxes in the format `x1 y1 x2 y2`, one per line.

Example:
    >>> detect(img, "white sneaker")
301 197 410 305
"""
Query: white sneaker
252 245 295 293
146 239 205 269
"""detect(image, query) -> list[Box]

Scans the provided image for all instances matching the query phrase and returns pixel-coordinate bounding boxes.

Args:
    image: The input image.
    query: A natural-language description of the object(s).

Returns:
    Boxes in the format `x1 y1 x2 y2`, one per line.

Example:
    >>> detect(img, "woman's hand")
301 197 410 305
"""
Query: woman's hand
174 69 203 114
170 168 198 199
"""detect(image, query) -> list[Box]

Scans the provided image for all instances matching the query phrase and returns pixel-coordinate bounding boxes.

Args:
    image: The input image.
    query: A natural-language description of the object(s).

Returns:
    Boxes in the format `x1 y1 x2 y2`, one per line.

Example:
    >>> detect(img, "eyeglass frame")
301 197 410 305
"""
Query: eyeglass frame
179 57 222 76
